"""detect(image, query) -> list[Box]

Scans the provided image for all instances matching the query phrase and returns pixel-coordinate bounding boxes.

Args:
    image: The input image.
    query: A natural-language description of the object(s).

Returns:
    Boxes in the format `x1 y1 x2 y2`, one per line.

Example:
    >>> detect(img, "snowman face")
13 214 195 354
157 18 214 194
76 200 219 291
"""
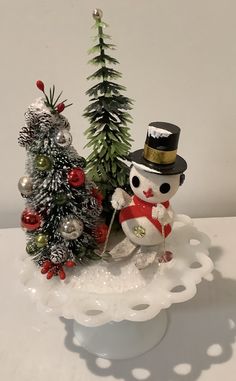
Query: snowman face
129 165 181 203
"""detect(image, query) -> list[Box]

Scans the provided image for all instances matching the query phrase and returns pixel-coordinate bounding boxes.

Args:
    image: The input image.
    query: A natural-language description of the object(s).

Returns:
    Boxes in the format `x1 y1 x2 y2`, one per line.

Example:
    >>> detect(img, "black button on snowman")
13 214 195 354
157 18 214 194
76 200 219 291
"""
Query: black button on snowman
112 122 187 264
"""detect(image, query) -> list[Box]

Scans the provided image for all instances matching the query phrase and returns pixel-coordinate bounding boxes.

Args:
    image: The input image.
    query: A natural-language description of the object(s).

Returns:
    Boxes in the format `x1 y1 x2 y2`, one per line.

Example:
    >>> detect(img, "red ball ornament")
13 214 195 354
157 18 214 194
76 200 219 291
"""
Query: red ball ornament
21 209 41 231
36 80 45 92
94 224 109 244
67 167 85 187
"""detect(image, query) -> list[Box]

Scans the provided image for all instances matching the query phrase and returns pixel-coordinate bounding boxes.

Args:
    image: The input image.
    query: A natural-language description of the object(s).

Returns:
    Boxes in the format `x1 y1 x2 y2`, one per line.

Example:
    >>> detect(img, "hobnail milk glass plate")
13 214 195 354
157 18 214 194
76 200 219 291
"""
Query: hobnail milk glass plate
19 215 214 327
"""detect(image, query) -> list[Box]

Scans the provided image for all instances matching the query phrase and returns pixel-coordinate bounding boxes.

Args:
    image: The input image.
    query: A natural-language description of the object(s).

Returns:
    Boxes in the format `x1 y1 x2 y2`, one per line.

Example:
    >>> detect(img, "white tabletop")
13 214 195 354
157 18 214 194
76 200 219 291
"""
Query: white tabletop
0 217 236 381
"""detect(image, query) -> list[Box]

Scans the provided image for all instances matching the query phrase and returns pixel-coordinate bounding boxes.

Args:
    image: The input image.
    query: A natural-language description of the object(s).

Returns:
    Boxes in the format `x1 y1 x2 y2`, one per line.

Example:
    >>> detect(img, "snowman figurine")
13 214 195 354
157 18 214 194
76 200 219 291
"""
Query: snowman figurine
111 122 187 269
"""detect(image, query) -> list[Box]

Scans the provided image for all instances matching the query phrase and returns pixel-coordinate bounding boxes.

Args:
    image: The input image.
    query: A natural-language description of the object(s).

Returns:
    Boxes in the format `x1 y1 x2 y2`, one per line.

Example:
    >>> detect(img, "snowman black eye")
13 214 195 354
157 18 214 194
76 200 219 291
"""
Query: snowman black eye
132 176 140 188
160 183 170 194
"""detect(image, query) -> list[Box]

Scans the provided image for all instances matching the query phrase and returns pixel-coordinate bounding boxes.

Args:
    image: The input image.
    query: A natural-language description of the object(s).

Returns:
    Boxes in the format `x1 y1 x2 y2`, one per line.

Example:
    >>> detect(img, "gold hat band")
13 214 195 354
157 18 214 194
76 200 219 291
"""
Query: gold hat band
144 144 177 165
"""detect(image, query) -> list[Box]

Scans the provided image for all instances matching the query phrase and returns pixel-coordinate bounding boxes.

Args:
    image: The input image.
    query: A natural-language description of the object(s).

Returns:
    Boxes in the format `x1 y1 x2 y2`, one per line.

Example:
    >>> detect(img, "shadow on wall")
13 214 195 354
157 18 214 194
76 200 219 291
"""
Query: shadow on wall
60 246 236 381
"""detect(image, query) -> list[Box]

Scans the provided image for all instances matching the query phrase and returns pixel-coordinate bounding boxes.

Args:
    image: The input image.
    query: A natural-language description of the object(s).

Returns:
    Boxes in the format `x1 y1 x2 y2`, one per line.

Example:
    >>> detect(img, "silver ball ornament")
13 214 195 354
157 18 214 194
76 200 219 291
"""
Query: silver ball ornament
54 129 72 148
59 217 84 240
18 176 33 196
93 8 103 20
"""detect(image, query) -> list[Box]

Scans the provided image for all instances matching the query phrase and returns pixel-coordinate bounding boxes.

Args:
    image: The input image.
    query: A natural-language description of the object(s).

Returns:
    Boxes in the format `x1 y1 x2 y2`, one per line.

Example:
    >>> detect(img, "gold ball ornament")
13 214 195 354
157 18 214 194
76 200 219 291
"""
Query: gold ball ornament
35 234 48 248
35 155 53 171
59 217 84 240
18 176 33 196
93 8 103 20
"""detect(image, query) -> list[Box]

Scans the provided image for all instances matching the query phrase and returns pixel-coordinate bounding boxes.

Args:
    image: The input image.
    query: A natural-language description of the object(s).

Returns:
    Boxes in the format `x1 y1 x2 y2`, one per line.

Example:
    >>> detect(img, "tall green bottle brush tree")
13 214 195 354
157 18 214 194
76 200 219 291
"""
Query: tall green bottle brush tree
84 9 133 223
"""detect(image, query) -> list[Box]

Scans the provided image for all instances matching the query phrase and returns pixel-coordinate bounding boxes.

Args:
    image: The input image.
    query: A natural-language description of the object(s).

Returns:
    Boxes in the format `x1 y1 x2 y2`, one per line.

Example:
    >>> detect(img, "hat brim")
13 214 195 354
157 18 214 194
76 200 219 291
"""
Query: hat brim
129 149 187 175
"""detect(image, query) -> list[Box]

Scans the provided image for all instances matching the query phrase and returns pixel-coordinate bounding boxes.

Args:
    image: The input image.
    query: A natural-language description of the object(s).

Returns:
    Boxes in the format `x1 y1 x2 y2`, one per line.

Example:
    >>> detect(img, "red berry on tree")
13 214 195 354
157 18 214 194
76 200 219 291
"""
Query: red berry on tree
94 224 109 244
65 260 76 268
67 167 85 187
57 102 65 113
58 268 66 280
41 260 53 274
46 269 54 279
36 80 45 92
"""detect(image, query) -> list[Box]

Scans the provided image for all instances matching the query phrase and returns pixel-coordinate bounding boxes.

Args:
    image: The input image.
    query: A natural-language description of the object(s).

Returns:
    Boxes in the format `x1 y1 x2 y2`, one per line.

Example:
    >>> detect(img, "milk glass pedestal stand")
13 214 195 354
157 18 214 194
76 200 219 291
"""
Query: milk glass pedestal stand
20 215 213 360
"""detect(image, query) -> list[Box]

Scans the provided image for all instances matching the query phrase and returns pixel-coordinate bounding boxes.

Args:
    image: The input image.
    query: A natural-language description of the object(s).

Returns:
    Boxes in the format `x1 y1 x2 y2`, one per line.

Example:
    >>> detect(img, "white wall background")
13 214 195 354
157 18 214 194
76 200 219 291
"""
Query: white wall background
0 0 236 228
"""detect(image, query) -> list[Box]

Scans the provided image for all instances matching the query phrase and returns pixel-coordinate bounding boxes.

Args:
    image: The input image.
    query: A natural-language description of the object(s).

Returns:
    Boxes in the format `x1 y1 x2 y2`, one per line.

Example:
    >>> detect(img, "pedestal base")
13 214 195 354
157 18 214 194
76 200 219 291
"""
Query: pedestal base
73 310 168 360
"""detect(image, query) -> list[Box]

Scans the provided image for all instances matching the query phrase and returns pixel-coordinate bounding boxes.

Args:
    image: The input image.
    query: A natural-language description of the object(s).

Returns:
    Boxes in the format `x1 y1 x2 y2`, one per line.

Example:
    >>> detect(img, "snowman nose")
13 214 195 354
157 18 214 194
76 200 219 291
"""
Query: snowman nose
143 188 154 198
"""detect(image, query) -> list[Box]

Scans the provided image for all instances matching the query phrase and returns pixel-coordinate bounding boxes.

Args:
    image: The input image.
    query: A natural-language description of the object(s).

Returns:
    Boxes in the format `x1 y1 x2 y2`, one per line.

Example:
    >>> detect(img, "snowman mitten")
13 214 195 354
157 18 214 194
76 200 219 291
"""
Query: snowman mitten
111 188 131 210
152 204 170 224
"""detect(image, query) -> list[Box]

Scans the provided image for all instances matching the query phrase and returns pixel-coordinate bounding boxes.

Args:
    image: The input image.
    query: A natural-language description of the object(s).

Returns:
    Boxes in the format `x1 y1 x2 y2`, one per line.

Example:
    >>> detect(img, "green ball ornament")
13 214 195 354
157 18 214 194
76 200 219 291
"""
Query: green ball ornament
35 234 48 248
26 241 38 255
53 192 68 206
35 155 52 171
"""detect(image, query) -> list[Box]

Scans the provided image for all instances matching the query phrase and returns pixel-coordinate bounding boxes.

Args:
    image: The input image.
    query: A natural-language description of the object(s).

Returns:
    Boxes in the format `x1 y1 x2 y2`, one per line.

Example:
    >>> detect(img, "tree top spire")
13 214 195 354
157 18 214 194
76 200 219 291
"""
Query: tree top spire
92 8 103 21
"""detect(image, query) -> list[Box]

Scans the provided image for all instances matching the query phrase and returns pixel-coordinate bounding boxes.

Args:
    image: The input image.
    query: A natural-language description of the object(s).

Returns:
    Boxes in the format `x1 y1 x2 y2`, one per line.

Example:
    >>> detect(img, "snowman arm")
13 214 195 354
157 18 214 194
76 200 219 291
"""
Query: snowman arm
111 188 131 210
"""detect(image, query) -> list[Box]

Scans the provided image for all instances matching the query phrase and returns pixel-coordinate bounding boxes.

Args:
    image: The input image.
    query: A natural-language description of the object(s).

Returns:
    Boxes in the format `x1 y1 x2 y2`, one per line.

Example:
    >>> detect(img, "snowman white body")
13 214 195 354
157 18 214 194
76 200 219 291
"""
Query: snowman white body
120 199 172 246
112 165 181 247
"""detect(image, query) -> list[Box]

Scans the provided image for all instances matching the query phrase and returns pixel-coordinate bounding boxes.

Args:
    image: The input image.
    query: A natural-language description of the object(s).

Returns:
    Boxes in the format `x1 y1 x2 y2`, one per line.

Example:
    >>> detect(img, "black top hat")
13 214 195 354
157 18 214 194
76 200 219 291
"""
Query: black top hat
129 122 187 175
